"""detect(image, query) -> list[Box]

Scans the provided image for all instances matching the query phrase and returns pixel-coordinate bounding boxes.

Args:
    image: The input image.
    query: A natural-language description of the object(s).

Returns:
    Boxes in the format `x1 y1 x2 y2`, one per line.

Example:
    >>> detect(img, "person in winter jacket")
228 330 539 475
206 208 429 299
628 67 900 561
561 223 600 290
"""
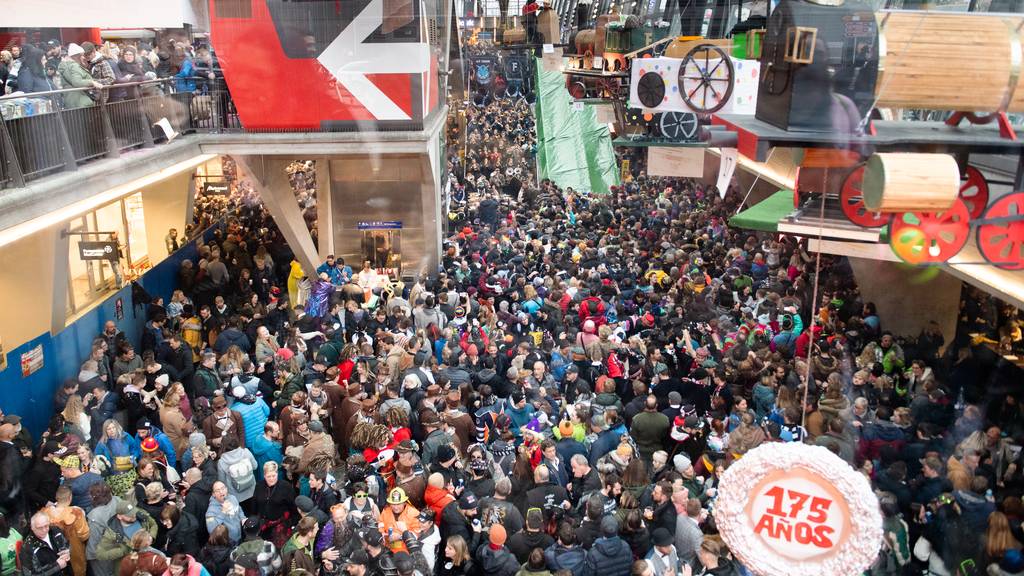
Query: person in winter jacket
116 531 167 576
544 523 586 576
197 526 233 576
162 552 211 576
508 509 555 564
205 482 245 544
216 434 258 503
581 517 632 576
58 44 102 109
476 524 520 576
95 502 159 575
281 516 319 574
22 512 72 576
228 386 270 447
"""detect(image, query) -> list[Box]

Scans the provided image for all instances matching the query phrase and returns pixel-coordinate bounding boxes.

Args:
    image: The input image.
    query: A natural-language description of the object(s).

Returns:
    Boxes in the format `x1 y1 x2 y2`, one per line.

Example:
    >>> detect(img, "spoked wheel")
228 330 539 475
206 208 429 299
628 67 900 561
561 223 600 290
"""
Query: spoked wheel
840 164 889 228
958 165 989 219
636 71 666 108
679 44 735 114
977 192 1024 270
567 80 587 99
658 111 699 141
889 199 971 265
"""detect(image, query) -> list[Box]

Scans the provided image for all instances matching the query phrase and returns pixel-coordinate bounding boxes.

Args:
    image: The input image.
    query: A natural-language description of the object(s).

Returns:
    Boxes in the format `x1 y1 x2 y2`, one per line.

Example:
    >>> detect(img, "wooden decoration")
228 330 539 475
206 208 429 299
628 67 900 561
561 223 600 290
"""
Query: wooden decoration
876 12 1024 112
862 153 961 213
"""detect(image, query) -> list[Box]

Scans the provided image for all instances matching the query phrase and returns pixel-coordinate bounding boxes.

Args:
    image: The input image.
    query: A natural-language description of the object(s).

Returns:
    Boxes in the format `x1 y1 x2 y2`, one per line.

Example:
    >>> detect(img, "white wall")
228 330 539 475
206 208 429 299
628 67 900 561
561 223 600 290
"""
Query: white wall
6 0 197 28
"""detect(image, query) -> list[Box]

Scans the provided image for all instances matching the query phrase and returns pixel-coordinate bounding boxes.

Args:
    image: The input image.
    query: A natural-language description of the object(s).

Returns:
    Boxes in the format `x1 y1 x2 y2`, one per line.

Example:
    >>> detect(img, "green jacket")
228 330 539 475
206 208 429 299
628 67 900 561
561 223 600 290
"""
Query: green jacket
95 510 159 571
57 60 96 109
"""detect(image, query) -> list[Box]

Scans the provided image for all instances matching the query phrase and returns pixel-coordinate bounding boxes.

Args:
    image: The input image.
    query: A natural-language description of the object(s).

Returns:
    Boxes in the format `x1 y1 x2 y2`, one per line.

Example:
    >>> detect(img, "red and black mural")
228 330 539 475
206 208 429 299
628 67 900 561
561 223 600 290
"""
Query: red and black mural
209 0 440 130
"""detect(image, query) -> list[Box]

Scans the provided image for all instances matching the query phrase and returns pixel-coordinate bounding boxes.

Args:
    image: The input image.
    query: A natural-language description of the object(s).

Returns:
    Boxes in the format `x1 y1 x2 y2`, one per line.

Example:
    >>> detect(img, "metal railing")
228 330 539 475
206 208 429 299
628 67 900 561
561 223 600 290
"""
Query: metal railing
0 77 240 190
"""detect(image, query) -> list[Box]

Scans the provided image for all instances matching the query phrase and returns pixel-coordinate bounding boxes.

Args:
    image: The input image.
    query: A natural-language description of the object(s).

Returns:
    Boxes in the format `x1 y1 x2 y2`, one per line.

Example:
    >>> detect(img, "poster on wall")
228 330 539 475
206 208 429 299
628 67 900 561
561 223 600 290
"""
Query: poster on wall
648 147 704 177
0 338 6 372
20 344 43 378
714 443 882 576
115 298 124 321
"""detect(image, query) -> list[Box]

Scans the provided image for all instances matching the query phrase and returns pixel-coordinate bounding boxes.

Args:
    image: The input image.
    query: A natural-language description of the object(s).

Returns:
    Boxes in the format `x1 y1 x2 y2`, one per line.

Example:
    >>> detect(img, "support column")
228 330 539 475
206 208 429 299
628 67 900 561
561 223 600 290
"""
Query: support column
50 224 70 336
234 155 321 277
421 135 443 278
315 157 335 261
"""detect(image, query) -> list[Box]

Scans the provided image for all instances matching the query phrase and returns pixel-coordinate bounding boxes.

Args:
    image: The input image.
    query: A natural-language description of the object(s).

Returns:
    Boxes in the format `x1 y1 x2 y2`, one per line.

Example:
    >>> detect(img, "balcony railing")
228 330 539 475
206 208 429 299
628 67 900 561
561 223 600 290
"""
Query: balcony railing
0 78 240 189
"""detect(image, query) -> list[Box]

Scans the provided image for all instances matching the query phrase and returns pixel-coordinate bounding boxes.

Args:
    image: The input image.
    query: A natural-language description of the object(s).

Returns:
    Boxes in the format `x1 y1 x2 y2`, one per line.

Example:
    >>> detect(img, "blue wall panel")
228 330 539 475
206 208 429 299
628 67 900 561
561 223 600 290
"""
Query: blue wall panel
0 230 211 436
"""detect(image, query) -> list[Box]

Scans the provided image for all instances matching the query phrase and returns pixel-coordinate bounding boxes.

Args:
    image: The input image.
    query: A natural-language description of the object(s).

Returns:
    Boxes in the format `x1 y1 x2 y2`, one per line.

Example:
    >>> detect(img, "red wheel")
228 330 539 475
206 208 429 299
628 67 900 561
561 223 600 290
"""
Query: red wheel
977 192 1024 270
794 167 802 209
959 166 989 220
889 198 971 265
840 165 889 228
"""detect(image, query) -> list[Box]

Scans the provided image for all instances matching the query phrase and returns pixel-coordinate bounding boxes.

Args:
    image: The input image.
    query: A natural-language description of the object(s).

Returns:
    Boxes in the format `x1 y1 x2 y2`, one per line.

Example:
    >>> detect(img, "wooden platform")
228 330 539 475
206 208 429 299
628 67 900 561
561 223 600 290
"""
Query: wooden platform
612 129 738 148
711 114 1024 162
562 68 629 78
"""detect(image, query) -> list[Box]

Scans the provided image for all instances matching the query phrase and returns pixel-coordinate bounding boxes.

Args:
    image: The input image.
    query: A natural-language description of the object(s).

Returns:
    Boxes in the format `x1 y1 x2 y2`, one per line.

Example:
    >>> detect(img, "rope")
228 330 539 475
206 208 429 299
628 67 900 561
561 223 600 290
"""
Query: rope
800 175 826 430
734 147 776 214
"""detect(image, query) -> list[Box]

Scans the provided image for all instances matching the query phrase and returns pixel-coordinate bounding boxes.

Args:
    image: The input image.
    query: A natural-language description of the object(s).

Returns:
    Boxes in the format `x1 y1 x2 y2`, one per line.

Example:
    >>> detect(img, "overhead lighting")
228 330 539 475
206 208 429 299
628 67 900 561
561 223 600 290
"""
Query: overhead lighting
0 154 217 250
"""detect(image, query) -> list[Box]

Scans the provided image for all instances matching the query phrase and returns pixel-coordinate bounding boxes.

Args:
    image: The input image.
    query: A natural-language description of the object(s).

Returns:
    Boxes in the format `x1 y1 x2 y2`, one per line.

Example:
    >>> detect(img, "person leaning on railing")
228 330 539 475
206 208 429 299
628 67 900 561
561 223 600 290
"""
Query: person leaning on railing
57 43 104 109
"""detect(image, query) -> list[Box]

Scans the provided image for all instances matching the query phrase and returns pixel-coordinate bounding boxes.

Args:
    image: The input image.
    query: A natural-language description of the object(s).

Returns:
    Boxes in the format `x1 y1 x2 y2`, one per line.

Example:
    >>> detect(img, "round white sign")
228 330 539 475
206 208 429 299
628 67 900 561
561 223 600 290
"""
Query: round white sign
714 443 882 576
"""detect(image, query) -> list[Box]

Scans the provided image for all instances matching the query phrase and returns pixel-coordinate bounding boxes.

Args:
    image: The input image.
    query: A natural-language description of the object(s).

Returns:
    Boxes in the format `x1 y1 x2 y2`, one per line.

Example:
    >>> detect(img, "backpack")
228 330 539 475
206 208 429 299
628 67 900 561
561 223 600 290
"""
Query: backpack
227 458 256 493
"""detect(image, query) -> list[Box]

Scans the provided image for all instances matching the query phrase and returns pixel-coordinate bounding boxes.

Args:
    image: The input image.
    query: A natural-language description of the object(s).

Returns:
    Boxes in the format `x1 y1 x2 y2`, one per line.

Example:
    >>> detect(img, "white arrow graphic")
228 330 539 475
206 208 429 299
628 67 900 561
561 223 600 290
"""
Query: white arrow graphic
317 0 430 121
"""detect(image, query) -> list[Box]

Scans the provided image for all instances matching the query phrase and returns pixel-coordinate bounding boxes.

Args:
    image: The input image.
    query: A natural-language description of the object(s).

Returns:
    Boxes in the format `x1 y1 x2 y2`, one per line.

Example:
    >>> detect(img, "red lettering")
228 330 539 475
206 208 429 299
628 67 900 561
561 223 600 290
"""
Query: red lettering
812 525 835 548
795 522 812 544
775 520 793 541
765 486 786 516
807 496 832 523
787 490 810 518
754 514 776 536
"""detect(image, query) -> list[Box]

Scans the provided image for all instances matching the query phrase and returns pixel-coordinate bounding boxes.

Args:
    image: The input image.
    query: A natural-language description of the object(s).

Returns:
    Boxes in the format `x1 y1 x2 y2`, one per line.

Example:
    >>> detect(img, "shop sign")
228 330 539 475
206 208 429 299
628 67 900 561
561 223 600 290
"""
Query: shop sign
78 241 119 262
20 344 43 378
203 181 230 195
357 221 403 230
714 443 882 576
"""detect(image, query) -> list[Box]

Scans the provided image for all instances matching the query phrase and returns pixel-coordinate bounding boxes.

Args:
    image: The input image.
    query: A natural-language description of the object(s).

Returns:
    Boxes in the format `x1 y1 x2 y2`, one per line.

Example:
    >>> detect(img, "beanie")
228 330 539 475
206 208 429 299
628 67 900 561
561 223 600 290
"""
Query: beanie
489 524 507 546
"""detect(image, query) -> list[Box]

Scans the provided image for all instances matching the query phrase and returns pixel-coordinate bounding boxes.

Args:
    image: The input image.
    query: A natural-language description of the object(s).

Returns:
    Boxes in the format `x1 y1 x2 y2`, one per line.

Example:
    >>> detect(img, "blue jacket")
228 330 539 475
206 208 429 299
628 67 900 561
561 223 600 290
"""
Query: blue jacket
545 542 586 576
588 428 621 466
175 58 195 92
582 536 632 576
229 395 270 447
752 383 775 420
134 428 177 468
505 402 536 441
215 328 252 355
250 434 283 471
96 433 140 465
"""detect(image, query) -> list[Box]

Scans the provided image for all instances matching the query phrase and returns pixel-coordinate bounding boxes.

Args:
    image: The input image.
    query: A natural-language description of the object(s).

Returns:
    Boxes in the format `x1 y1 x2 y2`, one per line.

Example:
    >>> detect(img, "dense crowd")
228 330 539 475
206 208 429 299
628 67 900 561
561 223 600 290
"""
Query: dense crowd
0 37 220 104
0 45 1022 576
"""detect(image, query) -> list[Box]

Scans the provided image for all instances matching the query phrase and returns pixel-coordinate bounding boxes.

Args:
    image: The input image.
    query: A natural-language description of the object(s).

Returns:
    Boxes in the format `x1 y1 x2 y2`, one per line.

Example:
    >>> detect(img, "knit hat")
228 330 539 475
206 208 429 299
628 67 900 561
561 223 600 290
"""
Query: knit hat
673 454 692 472
558 420 574 437
295 496 316 513
436 445 457 465
458 493 478 511
308 420 324 433
67 43 84 57
652 527 673 547
489 524 507 546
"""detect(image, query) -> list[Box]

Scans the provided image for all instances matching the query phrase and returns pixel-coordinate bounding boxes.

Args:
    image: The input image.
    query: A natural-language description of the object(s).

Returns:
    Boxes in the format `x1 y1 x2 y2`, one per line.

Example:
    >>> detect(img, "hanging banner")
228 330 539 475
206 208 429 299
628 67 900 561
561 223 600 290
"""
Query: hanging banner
20 344 43 378
648 147 704 177
717 148 738 198
115 298 124 321
714 443 882 576
620 159 631 183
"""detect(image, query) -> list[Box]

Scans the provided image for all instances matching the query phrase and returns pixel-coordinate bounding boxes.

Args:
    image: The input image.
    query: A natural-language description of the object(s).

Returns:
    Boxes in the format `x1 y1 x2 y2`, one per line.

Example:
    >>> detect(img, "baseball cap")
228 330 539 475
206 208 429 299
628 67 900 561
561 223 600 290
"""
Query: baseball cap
458 493 478 511
116 501 135 516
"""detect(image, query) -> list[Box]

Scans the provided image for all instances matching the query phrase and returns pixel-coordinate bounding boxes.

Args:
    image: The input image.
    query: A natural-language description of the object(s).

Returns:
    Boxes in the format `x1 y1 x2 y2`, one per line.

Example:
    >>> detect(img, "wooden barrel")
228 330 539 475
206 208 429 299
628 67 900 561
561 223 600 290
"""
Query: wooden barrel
862 153 960 213
876 11 1024 112
504 27 527 44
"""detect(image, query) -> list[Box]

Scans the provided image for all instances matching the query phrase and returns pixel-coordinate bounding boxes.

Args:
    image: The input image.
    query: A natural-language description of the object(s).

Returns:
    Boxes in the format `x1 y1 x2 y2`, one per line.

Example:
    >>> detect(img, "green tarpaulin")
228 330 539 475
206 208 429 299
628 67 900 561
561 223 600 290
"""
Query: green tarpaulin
534 58 620 194
729 189 795 232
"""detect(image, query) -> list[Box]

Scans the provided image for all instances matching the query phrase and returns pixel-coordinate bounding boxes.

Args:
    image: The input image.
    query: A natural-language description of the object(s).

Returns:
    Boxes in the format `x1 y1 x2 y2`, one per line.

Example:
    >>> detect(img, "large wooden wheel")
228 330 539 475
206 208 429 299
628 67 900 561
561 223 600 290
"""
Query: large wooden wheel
679 44 734 114
977 192 1024 270
889 199 971 265
840 165 890 228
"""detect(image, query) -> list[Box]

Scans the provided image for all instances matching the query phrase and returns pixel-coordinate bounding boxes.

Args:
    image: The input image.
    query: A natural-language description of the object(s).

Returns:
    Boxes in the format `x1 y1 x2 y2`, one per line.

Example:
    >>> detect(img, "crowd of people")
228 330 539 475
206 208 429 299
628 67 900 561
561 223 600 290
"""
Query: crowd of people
0 43 1022 576
0 37 220 104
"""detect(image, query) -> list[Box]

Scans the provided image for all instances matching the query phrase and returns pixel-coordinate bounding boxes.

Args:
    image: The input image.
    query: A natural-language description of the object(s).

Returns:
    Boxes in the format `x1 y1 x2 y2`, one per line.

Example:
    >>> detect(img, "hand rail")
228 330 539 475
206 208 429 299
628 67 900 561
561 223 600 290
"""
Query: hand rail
0 78 176 101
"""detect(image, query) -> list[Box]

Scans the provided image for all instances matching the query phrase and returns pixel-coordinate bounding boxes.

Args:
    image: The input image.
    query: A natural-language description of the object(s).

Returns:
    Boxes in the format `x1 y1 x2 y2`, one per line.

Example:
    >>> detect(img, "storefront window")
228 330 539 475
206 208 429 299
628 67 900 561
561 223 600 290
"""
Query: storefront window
65 194 147 321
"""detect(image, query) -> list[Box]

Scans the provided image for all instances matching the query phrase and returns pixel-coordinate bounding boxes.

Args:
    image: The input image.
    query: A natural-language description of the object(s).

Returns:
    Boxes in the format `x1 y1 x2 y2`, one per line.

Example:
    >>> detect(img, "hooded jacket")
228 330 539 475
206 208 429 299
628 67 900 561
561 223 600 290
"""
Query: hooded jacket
95 510 159 572
476 545 520 576
581 536 632 576
544 542 585 576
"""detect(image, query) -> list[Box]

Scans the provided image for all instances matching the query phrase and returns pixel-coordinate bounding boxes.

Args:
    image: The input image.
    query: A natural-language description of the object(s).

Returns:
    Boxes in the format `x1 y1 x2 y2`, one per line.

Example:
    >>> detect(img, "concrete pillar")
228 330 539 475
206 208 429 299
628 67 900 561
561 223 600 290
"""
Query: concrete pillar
315 158 335 261
50 224 70 336
422 136 443 278
848 257 962 350
234 155 321 277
